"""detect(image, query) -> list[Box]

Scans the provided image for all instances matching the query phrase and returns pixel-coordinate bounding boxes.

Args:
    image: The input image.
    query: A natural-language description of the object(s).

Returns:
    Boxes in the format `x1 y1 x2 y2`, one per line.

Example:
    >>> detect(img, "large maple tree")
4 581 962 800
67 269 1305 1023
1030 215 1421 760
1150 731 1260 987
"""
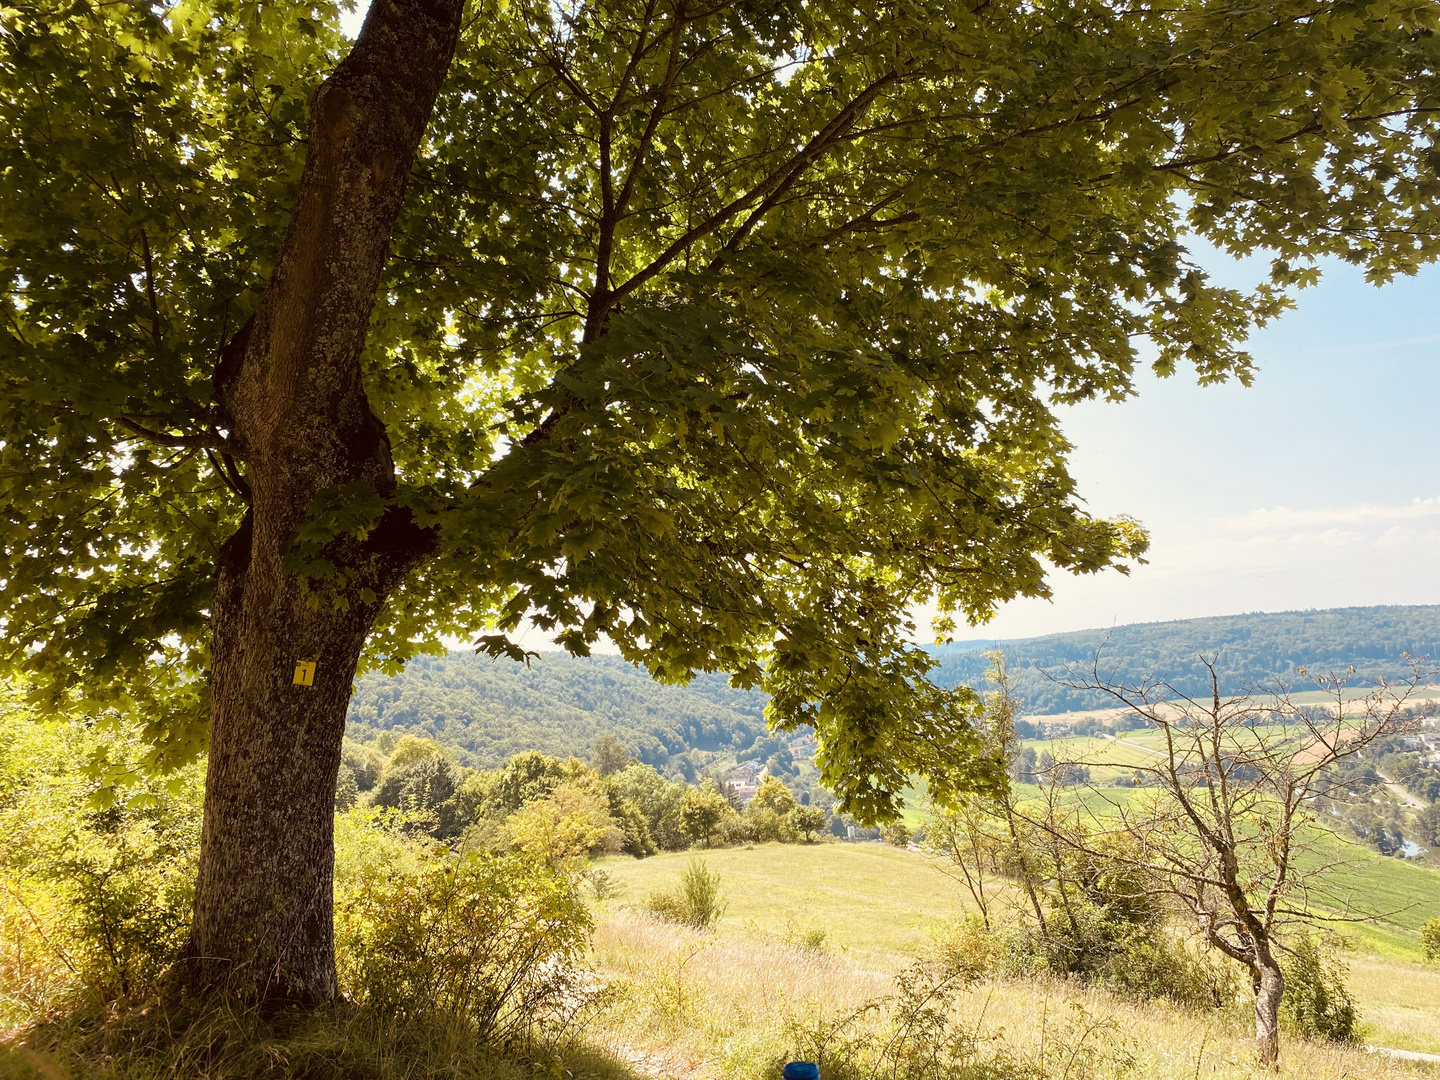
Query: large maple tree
2 0 1437 1001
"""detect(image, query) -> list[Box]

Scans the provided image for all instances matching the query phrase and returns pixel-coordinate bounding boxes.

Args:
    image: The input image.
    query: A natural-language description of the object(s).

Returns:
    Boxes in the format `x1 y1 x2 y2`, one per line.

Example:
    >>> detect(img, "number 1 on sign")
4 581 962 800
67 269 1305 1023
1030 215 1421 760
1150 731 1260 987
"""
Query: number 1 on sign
293 660 316 687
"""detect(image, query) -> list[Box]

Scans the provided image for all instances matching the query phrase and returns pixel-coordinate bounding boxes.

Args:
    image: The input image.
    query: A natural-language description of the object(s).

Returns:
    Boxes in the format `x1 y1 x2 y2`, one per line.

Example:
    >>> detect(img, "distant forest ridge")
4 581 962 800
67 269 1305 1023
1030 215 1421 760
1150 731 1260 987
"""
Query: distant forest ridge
345 605 1440 771
930 604 1440 714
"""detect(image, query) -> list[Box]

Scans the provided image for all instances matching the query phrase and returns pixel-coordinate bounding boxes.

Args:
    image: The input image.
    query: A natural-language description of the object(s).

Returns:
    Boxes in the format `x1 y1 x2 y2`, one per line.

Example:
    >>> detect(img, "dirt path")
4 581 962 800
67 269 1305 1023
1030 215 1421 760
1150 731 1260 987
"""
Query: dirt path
1105 735 1165 757
1375 769 1425 810
1364 1044 1440 1065
605 1040 710 1080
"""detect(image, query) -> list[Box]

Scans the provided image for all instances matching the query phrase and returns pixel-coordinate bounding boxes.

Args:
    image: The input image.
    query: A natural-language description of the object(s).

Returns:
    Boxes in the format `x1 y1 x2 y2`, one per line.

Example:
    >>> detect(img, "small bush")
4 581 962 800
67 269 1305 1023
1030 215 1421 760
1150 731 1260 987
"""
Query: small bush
777 916 829 953
335 848 593 1049
642 889 690 925
928 916 996 983
587 868 623 901
642 858 727 930
754 806 794 842
882 822 911 847
928 912 1235 1012
1 721 203 1018
1422 916 1440 962
1094 929 1237 1010
1281 932 1358 1043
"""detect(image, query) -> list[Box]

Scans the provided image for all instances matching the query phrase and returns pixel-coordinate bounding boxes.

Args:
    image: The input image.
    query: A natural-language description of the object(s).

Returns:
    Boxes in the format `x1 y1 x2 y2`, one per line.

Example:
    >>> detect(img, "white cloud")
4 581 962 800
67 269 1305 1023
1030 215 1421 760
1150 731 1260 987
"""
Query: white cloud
973 493 1440 639
1222 496 1440 532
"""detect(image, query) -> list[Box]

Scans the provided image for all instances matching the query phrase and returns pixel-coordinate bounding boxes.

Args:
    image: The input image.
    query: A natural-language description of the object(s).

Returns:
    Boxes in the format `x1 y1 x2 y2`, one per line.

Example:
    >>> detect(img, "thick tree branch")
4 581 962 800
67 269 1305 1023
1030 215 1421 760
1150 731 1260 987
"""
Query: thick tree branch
602 70 901 308
117 416 232 453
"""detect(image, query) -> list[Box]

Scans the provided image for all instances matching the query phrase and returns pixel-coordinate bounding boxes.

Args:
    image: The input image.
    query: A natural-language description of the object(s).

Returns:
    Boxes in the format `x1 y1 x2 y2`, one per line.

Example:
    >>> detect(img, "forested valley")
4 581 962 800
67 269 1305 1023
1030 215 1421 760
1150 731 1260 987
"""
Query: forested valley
347 605 1440 770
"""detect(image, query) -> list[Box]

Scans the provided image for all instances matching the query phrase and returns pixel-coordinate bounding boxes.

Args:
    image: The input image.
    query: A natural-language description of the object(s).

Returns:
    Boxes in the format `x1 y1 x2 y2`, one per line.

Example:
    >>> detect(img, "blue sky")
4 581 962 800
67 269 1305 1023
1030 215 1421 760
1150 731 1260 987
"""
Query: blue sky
984 256 1440 639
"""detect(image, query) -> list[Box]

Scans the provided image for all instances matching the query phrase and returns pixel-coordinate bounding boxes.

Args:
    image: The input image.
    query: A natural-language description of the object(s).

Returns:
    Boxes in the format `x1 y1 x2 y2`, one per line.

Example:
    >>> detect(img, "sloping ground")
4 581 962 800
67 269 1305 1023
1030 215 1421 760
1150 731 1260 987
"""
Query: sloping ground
593 842 1440 1067
596 842 967 964
590 906 1440 1080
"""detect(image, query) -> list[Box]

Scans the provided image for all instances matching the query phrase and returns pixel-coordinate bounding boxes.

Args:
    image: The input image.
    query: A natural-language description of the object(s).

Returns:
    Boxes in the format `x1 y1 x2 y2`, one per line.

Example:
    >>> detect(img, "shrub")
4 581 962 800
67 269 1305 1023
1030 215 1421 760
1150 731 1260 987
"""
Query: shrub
502 783 624 864
587 868 623 900
930 908 1235 1011
1422 917 1440 962
1281 932 1358 1043
335 848 593 1048
1 720 202 1016
740 805 789 843
1093 928 1237 1010
882 822 911 847
928 916 996 983
642 858 727 930
780 921 829 952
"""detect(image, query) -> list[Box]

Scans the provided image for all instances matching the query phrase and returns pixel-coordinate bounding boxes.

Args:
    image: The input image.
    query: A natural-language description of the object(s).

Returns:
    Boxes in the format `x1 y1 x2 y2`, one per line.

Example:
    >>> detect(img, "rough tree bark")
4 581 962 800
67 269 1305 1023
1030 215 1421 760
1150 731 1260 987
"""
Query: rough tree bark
1253 954 1286 1069
179 0 465 1004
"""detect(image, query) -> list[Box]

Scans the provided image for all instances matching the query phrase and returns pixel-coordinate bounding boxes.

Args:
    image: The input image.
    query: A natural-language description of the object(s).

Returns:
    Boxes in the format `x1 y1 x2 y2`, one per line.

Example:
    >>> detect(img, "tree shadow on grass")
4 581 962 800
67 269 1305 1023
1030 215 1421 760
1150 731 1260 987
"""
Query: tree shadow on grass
1 999 686 1080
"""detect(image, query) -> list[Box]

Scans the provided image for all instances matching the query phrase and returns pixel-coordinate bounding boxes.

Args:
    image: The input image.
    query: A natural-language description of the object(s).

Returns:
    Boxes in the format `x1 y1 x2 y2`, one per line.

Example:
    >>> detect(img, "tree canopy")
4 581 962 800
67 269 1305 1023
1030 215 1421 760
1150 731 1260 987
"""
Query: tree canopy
5 0 1440 819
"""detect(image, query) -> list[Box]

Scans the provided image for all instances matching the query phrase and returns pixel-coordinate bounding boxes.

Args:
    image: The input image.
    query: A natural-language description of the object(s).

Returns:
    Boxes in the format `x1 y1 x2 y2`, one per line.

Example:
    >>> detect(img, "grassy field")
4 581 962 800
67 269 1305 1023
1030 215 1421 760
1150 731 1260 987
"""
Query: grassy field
591 841 1440 1073
968 773 1440 961
596 842 967 963
592 914 1440 1079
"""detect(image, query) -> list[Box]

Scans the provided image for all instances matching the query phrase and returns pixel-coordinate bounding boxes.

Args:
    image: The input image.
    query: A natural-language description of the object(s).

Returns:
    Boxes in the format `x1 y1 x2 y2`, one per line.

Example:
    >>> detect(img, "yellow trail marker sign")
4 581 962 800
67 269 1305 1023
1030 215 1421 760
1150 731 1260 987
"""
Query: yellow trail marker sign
293 660 317 687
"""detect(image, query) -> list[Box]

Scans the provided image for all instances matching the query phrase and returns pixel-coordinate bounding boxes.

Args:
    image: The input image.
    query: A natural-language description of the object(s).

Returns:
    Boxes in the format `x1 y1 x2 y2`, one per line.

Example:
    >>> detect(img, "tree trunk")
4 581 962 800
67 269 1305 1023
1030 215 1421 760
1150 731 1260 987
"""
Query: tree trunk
1253 958 1285 1068
178 0 464 1004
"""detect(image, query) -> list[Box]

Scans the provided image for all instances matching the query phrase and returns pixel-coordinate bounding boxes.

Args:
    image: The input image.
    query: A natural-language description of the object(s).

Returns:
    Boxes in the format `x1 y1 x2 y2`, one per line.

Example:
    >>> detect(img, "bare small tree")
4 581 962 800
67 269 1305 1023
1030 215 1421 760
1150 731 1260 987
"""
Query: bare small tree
924 654 1051 939
924 794 1007 930
1049 656 1430 1068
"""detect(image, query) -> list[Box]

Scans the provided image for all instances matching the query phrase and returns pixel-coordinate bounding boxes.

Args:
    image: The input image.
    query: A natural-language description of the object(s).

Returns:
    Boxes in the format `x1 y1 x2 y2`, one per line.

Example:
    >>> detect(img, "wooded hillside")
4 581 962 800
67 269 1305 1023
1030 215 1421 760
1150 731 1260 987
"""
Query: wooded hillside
347 607 1440 766
346 653 768 774
932 605 1440 714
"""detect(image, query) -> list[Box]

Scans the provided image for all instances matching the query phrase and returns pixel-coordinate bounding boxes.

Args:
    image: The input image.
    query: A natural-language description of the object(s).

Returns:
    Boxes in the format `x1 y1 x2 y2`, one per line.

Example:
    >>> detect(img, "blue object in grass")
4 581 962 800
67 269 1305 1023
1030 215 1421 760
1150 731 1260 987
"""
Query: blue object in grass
783 1064 819 1080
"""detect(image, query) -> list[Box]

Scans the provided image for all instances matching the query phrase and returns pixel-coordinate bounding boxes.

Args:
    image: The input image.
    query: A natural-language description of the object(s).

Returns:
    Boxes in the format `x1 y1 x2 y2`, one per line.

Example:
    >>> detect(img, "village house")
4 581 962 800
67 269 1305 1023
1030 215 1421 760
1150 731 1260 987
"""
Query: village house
727 760 764 803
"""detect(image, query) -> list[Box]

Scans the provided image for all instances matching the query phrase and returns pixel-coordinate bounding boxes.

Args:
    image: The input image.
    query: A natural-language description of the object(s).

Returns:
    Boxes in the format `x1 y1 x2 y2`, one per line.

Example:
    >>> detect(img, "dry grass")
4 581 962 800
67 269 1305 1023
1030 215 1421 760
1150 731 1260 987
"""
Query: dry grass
593 839 1440 1065
590 908 893 1079
1348 955 1440 1055
1 997 541 1080
589 908 1440 1080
